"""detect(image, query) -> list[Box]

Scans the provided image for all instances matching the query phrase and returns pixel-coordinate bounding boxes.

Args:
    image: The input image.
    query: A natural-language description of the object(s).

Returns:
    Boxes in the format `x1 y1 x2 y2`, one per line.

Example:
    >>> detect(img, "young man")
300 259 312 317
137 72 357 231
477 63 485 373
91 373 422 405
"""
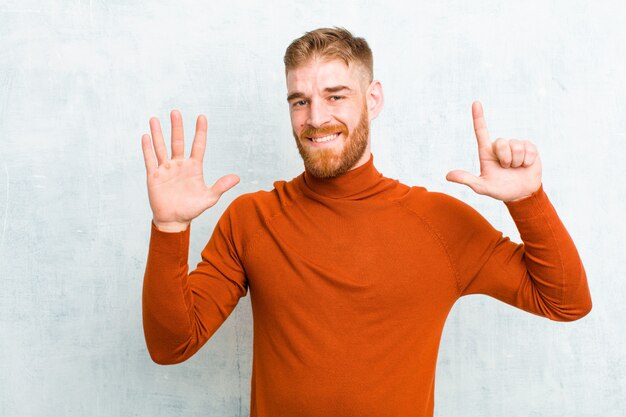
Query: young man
141 27 592 417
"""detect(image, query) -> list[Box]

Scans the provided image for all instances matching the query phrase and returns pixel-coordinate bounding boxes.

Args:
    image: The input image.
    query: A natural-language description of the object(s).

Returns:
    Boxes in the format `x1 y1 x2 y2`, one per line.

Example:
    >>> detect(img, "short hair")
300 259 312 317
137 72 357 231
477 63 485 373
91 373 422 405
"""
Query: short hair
283 27 373 84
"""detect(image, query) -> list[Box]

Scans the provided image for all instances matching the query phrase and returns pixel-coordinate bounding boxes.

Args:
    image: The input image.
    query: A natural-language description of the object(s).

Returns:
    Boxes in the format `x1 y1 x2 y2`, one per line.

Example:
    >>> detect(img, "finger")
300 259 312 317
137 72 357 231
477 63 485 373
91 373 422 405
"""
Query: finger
210 174 240 196
446 169 487 195
522 140 538 167
141 134 157 175
492 138 512 168
170 110 185 160
206 174 240 206
190 114 208 162
509 139 526 168
472 101 491 150
149 117 168 165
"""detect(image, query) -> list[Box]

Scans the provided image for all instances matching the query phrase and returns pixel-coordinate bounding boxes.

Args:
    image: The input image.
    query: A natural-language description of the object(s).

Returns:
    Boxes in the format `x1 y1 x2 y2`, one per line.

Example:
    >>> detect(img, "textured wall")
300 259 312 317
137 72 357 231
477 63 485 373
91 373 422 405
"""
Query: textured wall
1 1 623 416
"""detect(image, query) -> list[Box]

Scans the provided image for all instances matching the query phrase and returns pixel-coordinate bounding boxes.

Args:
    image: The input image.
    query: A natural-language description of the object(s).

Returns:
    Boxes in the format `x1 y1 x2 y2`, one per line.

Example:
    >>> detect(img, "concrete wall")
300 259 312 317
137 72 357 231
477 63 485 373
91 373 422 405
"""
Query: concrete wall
1 0 622 415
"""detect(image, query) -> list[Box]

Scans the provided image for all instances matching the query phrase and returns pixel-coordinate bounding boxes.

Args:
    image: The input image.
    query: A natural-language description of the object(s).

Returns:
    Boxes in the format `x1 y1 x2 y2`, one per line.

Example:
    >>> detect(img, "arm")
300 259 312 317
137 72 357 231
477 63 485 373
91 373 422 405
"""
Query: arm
142 204 247 364
444 102 591 320
140 110 242 364
459 183 592 321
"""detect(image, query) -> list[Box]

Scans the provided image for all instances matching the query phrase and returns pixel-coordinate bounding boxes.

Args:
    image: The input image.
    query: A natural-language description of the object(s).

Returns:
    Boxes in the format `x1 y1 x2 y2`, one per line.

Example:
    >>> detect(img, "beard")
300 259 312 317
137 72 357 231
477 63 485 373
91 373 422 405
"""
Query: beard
293 101 369 179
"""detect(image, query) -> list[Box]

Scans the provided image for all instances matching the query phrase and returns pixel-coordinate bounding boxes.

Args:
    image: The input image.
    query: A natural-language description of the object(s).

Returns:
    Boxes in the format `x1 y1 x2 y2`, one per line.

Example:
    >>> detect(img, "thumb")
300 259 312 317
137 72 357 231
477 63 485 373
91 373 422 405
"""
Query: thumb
212 174 240 194
446 170 485 194
207 174 240 202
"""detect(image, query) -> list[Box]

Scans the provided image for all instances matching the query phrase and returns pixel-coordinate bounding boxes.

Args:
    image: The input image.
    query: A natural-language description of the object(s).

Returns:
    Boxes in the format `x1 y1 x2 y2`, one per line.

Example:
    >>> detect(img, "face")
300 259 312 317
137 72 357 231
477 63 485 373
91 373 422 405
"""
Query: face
286 58 380 178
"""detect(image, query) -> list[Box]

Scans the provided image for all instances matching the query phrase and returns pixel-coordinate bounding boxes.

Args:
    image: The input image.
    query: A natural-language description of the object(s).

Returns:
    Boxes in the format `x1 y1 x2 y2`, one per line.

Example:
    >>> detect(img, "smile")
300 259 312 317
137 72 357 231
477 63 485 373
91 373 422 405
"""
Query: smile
308 133 340 143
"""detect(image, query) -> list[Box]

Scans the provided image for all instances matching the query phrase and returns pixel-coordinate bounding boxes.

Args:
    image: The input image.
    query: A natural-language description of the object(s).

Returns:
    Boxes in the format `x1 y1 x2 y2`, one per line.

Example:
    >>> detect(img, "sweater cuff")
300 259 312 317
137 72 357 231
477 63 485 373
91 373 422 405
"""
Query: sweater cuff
148 220 191 256
503 183 550 220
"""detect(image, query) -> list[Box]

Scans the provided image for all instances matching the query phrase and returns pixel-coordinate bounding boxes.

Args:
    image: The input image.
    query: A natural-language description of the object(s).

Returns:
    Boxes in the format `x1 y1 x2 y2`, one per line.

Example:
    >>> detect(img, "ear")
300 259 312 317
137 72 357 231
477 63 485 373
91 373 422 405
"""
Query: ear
365 80 384 121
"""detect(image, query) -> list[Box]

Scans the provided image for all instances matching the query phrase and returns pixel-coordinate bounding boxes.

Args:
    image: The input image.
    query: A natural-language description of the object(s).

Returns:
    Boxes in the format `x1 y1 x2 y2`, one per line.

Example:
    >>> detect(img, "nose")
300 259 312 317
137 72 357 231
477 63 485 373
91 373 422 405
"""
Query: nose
306 98 331 128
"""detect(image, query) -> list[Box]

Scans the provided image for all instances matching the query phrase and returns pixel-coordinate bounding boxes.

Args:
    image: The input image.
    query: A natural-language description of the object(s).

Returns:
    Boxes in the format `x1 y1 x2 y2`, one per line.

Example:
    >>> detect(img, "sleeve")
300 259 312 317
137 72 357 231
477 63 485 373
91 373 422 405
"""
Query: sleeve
142 201 248 365
430 183 592 322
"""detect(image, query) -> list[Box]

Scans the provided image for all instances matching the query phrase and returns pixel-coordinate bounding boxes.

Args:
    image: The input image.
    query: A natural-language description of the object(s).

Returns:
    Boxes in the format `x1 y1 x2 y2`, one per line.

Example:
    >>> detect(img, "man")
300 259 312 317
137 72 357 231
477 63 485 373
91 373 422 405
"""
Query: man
141 27 592 417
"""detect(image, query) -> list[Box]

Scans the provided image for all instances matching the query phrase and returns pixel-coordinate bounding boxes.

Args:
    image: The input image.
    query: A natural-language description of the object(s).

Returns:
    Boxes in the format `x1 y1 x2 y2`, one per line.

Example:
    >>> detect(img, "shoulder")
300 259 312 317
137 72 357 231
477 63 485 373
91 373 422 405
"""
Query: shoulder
398 186 492 232
397 185 461 212
222 176 305 221
399 187 501 275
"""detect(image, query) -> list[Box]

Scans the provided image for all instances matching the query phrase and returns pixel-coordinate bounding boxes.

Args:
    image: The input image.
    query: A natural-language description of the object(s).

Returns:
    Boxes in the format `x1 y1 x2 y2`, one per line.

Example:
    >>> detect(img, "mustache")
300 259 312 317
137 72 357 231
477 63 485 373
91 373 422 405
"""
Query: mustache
299 124 349 140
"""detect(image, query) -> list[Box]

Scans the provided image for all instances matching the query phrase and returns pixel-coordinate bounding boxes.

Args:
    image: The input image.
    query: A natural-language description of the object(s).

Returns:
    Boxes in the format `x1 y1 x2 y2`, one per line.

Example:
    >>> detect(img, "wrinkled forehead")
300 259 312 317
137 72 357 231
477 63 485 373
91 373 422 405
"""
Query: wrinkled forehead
286 58 368 92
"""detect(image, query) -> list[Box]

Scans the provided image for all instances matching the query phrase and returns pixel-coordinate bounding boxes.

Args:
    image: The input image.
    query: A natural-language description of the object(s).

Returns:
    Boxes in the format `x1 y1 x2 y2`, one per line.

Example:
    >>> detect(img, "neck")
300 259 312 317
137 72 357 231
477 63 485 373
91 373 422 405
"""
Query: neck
301 152 383 199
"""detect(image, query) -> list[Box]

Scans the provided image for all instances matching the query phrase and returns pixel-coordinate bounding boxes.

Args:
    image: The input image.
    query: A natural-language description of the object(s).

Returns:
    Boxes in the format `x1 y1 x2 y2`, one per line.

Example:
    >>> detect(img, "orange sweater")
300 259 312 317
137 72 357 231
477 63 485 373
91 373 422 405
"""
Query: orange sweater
142 153 592 417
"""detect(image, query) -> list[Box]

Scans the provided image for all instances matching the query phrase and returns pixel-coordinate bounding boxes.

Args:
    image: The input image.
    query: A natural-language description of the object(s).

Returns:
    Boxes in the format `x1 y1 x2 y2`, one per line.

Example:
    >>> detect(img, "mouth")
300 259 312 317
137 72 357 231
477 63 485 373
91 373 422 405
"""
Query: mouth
306 132 341 144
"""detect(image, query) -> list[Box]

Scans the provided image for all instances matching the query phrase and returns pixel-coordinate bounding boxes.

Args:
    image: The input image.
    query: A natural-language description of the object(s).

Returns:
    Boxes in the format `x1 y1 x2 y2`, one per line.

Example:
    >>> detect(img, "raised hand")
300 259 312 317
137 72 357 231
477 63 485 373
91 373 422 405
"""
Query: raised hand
141 110 240 232
445 101 542 202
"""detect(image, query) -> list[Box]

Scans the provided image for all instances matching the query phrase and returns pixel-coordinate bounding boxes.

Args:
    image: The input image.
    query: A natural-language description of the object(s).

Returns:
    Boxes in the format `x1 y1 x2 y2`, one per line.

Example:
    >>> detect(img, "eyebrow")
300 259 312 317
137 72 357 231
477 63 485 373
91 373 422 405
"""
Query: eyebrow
286 85 353 102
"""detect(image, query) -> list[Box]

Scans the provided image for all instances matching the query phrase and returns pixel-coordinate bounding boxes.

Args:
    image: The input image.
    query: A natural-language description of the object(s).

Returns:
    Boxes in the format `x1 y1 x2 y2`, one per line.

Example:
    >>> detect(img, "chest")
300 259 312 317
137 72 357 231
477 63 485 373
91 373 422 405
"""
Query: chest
244 201 459 319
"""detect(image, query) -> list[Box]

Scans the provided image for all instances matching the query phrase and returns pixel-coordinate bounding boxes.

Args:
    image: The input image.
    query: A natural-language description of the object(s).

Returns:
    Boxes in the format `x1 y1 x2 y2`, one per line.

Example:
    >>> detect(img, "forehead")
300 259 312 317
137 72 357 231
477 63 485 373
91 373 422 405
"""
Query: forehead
286 58 362 92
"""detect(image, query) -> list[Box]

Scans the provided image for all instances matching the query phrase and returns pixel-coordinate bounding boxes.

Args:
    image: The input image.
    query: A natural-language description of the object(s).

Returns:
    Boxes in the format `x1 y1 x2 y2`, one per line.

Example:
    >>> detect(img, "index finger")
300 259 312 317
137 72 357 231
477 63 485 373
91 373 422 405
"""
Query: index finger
141 134 157 175
472 101 491 149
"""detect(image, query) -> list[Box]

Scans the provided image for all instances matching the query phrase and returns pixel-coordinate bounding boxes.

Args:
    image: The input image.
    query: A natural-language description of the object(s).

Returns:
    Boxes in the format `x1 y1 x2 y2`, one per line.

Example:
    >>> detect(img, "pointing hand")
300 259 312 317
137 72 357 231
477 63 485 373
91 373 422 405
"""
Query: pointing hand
445 101 542 202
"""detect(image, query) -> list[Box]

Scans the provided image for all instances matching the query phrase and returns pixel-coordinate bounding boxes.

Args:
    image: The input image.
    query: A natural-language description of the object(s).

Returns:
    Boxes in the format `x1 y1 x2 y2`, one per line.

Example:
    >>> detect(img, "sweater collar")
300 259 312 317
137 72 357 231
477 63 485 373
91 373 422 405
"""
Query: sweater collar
300 153 384 199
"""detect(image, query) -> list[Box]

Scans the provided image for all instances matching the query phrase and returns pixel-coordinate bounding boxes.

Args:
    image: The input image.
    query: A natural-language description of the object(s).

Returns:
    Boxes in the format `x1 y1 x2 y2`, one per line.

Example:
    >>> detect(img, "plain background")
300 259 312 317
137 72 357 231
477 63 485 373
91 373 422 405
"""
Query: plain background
1 1 624 416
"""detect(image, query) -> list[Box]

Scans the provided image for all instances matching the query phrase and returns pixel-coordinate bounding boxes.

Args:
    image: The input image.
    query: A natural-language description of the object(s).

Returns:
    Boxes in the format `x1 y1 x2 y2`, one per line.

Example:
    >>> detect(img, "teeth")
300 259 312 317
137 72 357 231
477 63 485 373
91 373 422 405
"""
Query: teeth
311 133 339 143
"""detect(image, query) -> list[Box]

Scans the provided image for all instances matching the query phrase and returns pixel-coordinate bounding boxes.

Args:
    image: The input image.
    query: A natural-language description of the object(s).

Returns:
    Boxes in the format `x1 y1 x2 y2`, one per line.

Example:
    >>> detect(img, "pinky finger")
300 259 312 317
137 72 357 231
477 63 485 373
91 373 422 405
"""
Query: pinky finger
141 134 157 175
522 140 538 167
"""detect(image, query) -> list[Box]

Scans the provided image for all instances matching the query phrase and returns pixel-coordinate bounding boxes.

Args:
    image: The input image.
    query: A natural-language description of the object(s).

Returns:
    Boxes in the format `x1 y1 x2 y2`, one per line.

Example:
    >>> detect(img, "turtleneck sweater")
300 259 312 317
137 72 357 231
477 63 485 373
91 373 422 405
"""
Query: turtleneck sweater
142 153 592 417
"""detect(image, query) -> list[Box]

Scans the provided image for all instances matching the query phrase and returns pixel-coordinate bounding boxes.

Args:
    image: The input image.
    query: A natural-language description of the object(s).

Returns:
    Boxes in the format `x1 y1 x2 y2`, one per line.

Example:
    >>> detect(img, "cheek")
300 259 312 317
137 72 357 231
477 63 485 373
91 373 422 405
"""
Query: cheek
336 104 361 124
338 113 359 130
290 111 306 130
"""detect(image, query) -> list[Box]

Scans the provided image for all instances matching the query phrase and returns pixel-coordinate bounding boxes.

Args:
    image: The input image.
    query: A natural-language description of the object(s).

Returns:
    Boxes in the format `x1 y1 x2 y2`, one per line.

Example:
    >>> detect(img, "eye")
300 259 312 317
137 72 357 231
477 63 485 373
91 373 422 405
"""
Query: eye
330 95 343 101
292 99 308 108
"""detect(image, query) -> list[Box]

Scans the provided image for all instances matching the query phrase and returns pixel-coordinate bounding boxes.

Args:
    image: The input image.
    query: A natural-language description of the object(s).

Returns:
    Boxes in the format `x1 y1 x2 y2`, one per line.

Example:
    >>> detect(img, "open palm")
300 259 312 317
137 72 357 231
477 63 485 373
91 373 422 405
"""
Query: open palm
141 110 239 232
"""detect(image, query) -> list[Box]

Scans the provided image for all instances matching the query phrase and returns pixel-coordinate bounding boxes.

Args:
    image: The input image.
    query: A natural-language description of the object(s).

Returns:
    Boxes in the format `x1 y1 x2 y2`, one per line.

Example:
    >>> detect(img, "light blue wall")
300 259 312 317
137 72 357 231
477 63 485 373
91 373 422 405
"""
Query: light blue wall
0 1 622 416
